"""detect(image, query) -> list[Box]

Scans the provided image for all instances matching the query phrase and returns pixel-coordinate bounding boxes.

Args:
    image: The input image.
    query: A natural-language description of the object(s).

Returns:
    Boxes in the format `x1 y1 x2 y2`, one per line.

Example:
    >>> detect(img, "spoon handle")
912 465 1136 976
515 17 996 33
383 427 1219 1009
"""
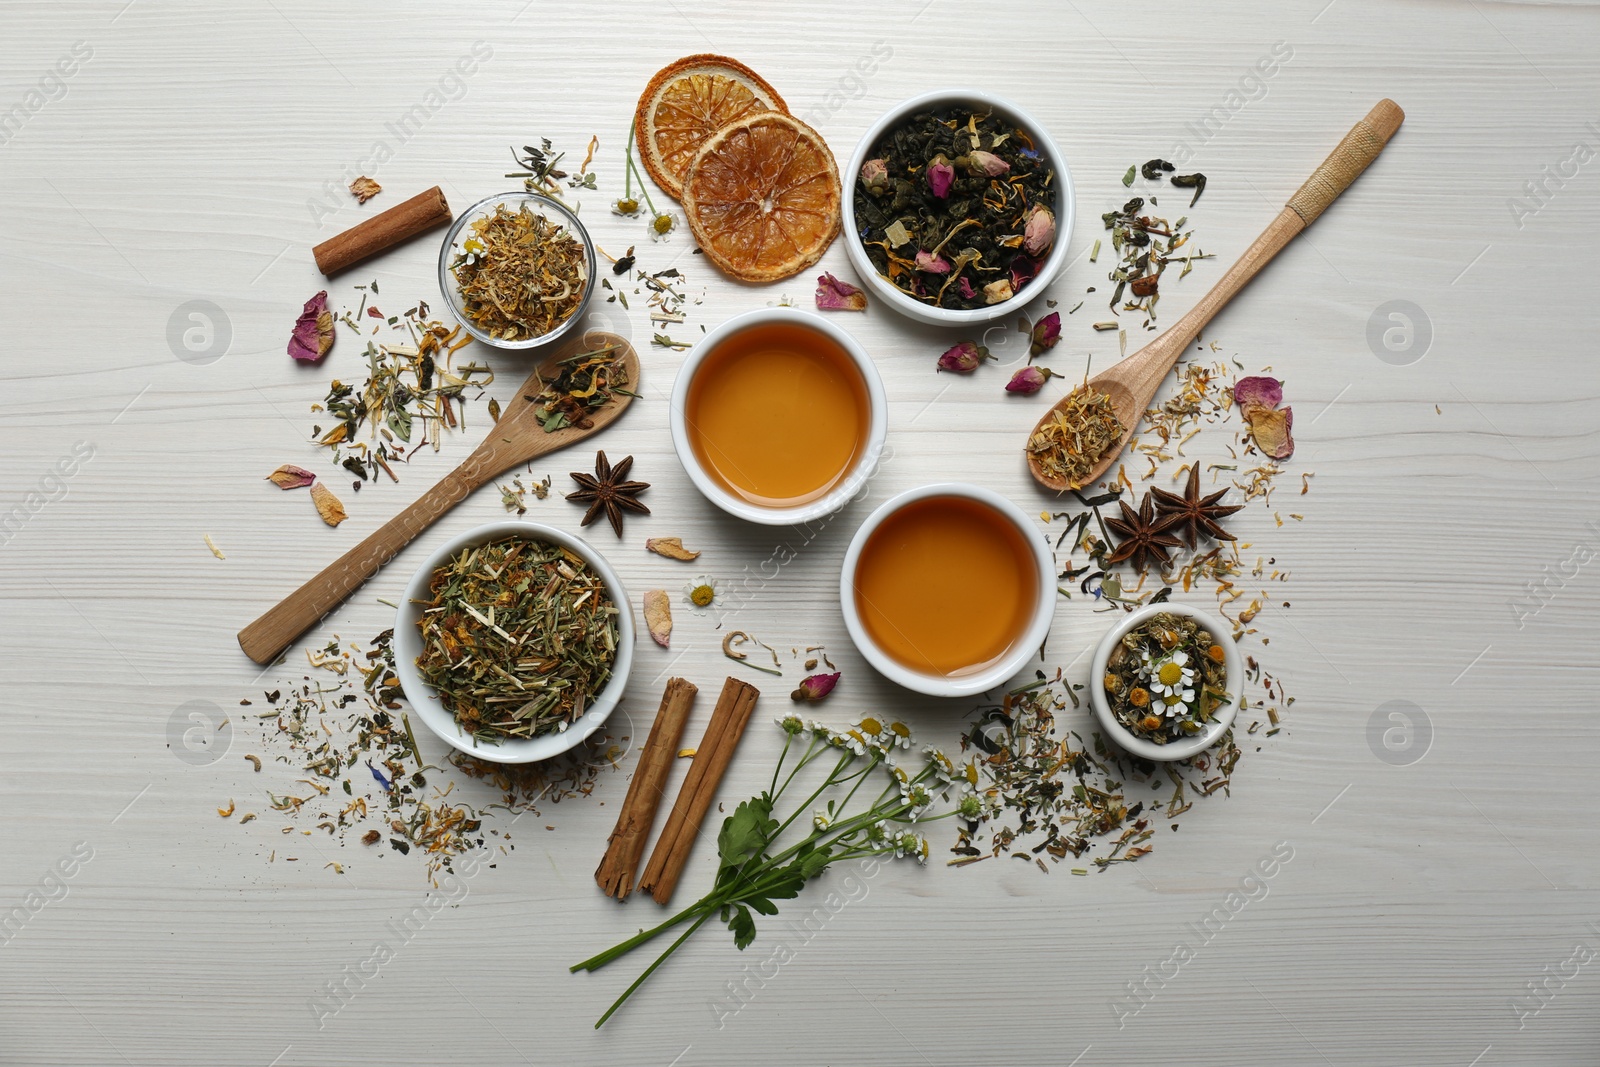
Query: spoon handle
1160 99 1406 354
236 459 490 665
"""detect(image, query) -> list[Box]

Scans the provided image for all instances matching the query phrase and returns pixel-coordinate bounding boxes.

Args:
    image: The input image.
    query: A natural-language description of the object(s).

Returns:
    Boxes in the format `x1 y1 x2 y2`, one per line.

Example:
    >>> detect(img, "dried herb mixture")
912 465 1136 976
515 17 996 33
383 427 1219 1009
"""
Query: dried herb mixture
451 203 588 341
1103 612 1230 743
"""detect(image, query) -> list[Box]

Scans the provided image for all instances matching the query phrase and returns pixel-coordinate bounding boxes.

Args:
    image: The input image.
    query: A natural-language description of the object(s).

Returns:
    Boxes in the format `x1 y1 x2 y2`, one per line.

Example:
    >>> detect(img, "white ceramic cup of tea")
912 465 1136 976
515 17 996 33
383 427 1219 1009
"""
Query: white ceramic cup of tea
839 483 1056 697
670 307 887 526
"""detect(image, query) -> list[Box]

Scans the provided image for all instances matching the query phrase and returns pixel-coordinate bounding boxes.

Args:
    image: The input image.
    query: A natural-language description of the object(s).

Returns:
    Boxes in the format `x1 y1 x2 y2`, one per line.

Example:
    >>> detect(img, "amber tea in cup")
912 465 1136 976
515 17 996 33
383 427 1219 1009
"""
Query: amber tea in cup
682 320 871 509
851 494 1040 677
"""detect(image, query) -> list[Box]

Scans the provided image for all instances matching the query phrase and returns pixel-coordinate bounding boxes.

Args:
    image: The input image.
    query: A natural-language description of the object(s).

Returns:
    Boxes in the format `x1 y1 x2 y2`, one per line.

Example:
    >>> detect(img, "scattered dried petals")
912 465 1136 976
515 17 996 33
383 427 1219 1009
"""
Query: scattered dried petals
288 290 335 363
362 829 381 846
915 250 952 274
266 464 317 490
204 533 226 559
646 537 701 561
790 671 840 702
1245 405 1295 460
218 799 235 818
349 176 382 203
815 272 867 311
310 482 347 526
937 340 989 374
1029 311 1061 356
1233 376 1283 411
644 589 672 648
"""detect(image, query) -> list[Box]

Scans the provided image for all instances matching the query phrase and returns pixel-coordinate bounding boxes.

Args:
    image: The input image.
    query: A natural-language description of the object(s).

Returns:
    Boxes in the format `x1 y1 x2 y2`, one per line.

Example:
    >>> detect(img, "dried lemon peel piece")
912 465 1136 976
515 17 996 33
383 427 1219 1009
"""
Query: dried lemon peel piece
680 112 841 283
634 54 787 199
646 537 700 561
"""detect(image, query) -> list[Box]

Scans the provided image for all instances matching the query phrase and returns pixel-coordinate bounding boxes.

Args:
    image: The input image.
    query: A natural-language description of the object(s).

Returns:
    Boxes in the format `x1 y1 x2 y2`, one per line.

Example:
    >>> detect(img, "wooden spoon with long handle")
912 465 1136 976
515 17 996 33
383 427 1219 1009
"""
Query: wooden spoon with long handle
238 330 640 665
1027 99 1404 491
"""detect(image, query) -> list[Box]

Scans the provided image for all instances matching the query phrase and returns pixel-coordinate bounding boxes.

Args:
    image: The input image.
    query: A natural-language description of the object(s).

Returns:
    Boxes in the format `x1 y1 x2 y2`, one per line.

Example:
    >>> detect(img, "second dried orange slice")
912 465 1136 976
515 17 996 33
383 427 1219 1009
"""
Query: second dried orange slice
680 112 842 283
634 55 787 200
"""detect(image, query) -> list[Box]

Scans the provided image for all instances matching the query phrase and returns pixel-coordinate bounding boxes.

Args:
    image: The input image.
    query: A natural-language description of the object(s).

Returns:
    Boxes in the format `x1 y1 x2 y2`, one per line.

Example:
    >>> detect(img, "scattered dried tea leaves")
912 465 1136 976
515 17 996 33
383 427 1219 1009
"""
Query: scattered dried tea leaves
310 482 348 526
644 589 672 648
1027 386 1125 488
529 344 632 433
266 464 317 490
349 176 382 203
646 537 700 561
289 290 335 363
814 272 867 311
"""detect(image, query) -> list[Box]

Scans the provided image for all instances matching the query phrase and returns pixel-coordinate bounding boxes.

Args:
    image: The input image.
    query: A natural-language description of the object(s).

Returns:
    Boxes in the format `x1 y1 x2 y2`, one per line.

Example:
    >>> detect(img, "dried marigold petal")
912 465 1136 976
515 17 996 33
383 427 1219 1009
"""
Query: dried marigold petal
644 589 672 648
310 482 347 527
349 176 381 203
646 537 700 561
1244 405 1295 460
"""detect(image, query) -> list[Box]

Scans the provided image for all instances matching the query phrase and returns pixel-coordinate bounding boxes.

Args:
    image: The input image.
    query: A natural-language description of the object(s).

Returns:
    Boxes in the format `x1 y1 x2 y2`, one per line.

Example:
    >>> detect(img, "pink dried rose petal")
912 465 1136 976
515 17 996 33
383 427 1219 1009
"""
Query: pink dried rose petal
1233 375 1283 412
1029 311 1061 356
289 290 334 363
914 250 952 274
927 156 955 199
265 464 316 490
937 340 989 374
815 272 867 311
1245 405 1295 459
790 671 840 702
643 590 672 648
957 276 976 300
1005 366 1056 395
1010 256 1040 290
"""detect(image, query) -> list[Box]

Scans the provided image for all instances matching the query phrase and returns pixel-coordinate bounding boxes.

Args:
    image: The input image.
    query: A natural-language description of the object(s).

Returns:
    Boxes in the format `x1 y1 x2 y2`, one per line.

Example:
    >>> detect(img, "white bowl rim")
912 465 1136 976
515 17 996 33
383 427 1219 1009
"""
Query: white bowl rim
839 482 1056 698
669 306 888 527
436 190 598 352
392 519 634 764
1087 601 1244 762
841 87 1076 327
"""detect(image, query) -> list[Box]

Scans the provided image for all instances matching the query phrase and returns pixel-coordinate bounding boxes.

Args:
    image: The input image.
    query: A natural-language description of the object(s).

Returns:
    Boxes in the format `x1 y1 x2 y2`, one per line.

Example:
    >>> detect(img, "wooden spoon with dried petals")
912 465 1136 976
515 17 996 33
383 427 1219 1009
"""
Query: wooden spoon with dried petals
237 330 640 665
1026 99 1404 492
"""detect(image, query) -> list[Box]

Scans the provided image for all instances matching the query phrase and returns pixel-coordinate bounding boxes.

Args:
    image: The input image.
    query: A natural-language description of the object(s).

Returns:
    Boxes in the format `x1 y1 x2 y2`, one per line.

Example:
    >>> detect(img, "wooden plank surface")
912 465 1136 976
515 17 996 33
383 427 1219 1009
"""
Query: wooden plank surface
1 1 1597 1063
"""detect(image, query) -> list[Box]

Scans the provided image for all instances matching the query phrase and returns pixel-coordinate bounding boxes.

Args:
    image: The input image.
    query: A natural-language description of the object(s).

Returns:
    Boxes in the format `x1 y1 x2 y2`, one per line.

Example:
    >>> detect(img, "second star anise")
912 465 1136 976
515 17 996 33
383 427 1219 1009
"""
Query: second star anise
566 450 650 537
1104 491 1185 573
1150 463 1244 548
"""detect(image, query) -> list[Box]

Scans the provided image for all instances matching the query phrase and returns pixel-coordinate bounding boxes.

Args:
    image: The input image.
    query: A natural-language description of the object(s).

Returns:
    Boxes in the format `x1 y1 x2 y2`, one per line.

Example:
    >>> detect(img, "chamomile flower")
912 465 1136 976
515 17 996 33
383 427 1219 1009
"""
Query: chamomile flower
864 820 891 846
650 211 678 240
886 721 913 749
1146 650 1195 707
682 575 720 612
775 713 806 736
813 810 832 831
924 747 956 785
956 793 985 822
893 830 922 858
900 781 934 820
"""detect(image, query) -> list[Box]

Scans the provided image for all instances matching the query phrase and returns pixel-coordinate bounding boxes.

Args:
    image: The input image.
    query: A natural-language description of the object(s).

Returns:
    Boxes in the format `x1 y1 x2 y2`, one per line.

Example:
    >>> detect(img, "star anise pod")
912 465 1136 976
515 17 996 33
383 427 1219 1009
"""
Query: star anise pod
566 450 650 537
1104 491 1185 573
1150 463 1244 548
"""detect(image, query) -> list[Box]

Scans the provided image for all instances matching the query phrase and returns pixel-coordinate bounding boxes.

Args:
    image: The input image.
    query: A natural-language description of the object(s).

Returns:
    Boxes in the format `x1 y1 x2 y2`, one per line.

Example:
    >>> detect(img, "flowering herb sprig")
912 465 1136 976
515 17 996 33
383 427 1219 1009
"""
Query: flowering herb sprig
572 715 973 1027
615 128 677 239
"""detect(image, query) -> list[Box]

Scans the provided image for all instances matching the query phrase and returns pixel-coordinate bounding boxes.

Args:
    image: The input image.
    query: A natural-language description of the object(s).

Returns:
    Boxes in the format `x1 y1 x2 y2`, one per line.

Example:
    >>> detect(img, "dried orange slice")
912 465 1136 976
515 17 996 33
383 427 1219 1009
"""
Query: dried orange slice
635 55 787 200
681 113 842 284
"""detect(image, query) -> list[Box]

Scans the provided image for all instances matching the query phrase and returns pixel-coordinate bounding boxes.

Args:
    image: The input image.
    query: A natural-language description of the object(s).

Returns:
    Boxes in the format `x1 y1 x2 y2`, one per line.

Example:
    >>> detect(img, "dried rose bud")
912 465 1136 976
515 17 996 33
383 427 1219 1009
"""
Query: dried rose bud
927 154 955 199
1005 366 1056 394
790 671 841 702
1022 204 1056 257
1029 311 1061 356
936 340 990 373
860 158 890 196
982 279 1014 304
961 150 1011 177
914 250 952 274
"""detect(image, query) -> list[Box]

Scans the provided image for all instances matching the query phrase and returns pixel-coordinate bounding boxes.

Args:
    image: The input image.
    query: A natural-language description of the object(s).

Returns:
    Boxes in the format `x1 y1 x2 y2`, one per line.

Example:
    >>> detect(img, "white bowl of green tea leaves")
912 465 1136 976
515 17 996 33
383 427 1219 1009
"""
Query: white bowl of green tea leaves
843 89 1074 327
1090 603 1241 762
394 521 633 763
438 191 597 351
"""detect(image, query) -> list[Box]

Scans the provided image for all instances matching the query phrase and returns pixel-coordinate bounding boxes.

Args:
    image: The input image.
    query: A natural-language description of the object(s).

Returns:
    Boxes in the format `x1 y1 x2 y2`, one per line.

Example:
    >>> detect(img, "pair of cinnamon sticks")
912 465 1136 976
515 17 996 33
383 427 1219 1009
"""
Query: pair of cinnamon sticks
595 675 759 905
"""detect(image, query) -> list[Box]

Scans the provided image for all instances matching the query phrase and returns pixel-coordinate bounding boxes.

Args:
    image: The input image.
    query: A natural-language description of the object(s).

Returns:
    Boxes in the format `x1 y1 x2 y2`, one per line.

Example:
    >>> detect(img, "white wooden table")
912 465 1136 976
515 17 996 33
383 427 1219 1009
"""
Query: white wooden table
2 2 1596 1063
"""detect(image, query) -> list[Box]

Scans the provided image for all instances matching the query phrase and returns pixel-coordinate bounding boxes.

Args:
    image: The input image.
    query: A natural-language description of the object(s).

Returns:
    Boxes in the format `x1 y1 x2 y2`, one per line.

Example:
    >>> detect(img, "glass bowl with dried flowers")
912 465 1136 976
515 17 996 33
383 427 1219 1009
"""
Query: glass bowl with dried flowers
1089 602 1242 762
438 192 598 352
843 89 1075 327
393 521 633 764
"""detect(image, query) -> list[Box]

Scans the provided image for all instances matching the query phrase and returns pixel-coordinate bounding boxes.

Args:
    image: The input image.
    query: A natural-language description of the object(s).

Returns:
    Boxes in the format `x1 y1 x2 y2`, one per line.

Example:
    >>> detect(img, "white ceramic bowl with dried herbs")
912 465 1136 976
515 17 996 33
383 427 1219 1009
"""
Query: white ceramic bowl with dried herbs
842 88 1075 327
1089 602 1243 762
394 520 633 764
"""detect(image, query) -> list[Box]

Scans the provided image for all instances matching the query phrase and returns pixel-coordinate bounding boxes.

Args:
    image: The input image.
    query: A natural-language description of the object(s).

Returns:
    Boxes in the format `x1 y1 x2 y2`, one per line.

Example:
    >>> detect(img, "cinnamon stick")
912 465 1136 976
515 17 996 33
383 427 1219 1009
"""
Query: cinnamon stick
594 677 697 900
636 676 759 905
313 186 452 276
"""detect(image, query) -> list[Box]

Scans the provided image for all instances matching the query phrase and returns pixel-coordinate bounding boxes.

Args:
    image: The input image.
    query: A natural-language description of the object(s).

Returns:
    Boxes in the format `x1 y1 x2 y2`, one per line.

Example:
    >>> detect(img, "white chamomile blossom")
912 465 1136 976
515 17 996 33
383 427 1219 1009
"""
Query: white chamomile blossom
900 781 934 820
813 810 832 831
682 575 720 612
865 820 891 846
776 713 805 735
956 793 985 822
924 747 956 785
1146 650 1195 709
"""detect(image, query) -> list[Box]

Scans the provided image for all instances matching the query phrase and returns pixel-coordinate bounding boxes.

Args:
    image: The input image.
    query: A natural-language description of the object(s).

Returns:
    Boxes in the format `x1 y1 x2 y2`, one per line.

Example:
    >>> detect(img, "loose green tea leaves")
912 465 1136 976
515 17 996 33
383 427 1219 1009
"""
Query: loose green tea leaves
1121 165 1137 187
853 107 1057 310
451 203 588 341
1170 172 1206 207
1141 159 1176 181
415 536 619 743
528 344 632 433
1103 612 1229 743
1027 386 1126 489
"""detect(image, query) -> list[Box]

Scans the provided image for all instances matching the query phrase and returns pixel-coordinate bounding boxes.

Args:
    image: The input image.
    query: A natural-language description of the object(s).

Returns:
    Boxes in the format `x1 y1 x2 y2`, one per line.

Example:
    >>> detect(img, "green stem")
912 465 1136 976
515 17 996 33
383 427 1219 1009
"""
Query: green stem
769 751 853 841
593 911 711 1029
571 899 711 973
